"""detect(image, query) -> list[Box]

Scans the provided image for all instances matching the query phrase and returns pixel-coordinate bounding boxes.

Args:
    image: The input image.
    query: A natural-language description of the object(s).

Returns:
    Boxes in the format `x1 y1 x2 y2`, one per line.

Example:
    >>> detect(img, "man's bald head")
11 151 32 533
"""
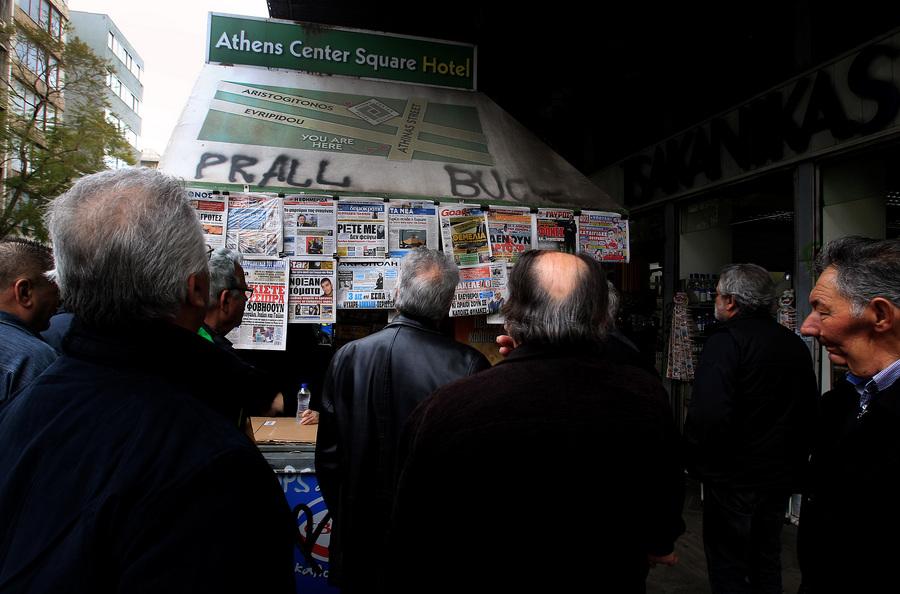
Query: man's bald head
502 250 609 347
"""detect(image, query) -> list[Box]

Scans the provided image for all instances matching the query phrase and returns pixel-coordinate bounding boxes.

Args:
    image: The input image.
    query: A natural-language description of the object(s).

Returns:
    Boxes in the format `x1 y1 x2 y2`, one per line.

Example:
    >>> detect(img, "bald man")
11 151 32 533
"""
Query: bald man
384 250 686 594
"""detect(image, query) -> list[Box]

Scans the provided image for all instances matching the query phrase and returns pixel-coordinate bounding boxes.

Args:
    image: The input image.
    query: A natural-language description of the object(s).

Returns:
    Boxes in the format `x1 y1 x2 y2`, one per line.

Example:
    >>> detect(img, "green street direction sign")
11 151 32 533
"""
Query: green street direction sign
207 14 477 91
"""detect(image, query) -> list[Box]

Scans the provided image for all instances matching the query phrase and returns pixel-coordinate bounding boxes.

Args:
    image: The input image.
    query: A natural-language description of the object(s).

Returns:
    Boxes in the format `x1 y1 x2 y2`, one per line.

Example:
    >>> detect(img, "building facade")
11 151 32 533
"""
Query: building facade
68 10 143 167
593 26 900 422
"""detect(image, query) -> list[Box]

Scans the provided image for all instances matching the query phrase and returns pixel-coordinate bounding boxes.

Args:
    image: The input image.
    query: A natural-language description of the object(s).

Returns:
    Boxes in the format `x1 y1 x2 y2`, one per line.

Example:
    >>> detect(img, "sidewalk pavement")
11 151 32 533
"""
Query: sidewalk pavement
647 477 801 593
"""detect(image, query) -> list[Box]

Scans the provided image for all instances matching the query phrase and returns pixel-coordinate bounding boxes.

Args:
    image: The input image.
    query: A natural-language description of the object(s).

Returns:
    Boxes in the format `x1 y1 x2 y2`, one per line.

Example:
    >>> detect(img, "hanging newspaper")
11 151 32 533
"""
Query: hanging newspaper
487 206 536 266
227 258 288 351
283 196 337 257
336 199 388 259
439 203 492 268
578 210 630 263
287 257 336 324
387 200 439 258
337 259 399 309
536 208 578 254
226 193 284 258
186 188 228 250
450 262 508 317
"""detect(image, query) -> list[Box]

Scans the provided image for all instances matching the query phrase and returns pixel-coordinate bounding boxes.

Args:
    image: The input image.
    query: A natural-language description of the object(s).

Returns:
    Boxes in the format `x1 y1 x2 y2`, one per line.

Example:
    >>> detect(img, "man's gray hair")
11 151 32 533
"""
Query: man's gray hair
815 235 900 317
208 247 243 308
717 263 776 314
502 250 609 346
394 247 459 322
44 167 208 329
0 238 54 290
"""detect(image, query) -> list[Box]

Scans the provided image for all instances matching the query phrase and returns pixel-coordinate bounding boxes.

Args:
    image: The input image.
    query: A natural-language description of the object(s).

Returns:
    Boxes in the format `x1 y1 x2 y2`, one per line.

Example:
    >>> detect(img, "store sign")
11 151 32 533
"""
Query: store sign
207 13 477 90
621 37 900 207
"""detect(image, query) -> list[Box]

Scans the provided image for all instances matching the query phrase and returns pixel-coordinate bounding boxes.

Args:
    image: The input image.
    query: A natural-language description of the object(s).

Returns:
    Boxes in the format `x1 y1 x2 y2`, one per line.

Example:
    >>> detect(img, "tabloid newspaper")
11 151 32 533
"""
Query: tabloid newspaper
439 203 492 268
536 208 578 254
226 193 284 258
283 196 337 257
187 188 229 250
387 200 439 258
287 257 337 324
486 206 535 266
336 200 388 259
449 262 508 317
227 258 289 351
336 259 399 309
578 210 630 263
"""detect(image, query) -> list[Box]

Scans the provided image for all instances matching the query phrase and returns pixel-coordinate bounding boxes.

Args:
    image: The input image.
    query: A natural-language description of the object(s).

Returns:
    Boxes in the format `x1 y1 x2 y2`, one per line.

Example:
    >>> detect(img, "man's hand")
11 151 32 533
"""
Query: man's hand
300 409 319 425
496 334 516 357
646 552 678 568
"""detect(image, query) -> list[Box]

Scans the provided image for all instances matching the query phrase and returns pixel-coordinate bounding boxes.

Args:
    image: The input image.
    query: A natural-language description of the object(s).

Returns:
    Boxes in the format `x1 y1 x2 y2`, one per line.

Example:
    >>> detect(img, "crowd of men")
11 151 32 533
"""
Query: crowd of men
0 166 898 593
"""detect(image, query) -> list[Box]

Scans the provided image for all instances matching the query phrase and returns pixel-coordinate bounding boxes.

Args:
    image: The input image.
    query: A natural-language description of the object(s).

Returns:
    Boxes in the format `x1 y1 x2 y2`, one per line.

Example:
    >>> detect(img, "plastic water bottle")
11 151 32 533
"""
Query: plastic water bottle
296 383 311 424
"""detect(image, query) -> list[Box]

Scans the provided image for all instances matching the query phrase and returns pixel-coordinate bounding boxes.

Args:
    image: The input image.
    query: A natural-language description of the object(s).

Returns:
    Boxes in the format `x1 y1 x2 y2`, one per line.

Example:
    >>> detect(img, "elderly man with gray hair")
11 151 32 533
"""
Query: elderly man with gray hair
798 236 900 592
385 249 685 593
315 246 491 593
0 168 295 592
684 262 817 594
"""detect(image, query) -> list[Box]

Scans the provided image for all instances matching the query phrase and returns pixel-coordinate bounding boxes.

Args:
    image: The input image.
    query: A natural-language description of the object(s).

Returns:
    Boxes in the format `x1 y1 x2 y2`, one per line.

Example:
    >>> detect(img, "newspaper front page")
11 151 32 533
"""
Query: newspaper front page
439 204 492 268
187 189 229 250
536 208 578 254
287 257 337 324
283 196 337 257
387 200 439 258
336 200 388 259
227 258 289 351
487 206 535 266
226 193 284 258
450 262 508 317
336 259 399 310
578 210 630 263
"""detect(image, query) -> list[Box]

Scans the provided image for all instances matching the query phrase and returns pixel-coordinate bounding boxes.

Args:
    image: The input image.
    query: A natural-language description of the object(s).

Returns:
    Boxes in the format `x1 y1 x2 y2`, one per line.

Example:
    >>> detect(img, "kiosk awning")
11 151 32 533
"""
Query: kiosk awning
159 63 622 212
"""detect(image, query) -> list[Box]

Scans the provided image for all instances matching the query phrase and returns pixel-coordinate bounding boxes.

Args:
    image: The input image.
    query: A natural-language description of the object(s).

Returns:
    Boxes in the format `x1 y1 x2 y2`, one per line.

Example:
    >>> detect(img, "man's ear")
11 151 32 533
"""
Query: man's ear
186 273 208 310
871 297 897 333
219 289 234 313
13 278 33 307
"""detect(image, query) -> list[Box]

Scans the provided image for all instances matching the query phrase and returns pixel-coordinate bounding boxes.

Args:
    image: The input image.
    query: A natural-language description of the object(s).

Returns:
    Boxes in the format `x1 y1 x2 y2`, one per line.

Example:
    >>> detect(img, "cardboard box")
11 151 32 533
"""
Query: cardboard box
251 417 318 444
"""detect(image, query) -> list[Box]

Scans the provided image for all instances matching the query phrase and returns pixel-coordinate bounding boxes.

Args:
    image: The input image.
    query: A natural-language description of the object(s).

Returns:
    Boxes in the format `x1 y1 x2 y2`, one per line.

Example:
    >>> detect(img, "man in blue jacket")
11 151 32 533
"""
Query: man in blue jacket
684 263 818 593
0 168 295 592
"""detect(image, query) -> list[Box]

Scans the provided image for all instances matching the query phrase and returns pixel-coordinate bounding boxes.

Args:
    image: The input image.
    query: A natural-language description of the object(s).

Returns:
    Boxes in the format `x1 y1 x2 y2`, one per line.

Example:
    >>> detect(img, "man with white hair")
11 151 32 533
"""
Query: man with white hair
316 247 491 593
0 168 295 592
798 236 900 592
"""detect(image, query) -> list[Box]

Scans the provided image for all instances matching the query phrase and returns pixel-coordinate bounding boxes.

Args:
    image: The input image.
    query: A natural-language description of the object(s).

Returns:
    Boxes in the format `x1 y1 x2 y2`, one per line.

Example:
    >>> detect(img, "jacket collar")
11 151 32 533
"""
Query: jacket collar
387 312 441 333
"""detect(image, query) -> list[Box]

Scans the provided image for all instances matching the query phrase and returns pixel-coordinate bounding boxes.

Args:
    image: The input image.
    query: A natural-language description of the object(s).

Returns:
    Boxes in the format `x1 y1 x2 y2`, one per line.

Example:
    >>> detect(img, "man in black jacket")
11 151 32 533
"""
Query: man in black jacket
684 263 817 594
0 168 295 592
315 247 491 592
798 236 900 593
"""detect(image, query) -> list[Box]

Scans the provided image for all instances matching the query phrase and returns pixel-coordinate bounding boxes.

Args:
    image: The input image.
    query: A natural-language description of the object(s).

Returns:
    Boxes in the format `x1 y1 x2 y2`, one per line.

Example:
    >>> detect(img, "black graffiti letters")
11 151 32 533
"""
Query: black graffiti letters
444 165 529 202
194 152 352 189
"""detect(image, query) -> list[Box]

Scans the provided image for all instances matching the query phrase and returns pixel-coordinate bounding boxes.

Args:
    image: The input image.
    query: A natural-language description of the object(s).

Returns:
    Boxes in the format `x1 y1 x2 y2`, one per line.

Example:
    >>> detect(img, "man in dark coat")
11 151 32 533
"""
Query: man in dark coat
798 236 900 593
0 168 295 593
684 263 818 593
384 250 685 593
315 247 491 592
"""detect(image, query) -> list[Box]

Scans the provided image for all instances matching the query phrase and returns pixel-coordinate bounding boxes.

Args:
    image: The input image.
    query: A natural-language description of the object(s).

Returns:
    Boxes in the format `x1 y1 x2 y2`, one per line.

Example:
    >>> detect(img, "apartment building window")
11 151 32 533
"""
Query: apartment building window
18 0 64 40
107 31 142 82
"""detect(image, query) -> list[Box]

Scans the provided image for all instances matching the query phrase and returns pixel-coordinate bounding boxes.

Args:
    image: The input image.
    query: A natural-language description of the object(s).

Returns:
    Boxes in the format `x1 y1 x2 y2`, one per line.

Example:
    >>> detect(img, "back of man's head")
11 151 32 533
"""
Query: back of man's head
394 247 459 322
0 238 54 292
45 168 208 330
717 263 775 314
503 250 609 347
815 235 900 317
208 247 243 309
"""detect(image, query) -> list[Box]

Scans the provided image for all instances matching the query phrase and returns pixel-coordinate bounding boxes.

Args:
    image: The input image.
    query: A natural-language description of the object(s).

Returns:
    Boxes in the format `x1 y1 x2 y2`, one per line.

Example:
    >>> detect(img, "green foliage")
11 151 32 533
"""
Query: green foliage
0 20 137 240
